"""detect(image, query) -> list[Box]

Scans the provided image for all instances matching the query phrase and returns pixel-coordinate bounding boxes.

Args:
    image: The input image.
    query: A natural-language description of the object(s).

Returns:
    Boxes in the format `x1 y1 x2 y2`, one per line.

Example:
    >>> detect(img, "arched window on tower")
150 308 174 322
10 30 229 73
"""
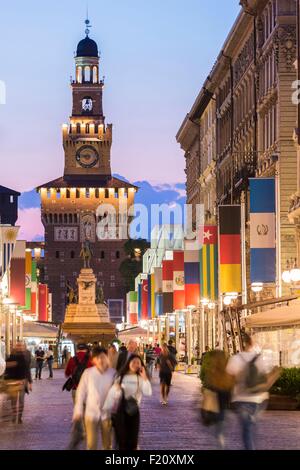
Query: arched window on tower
76 123 81 134
76 189 80 199
84 66 91 82
86 124 90 134
93 66 98 83
77 66 83 83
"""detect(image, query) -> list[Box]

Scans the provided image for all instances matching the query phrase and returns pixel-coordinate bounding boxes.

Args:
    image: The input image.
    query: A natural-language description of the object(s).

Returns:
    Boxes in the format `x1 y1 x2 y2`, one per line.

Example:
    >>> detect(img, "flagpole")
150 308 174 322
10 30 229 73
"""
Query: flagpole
241 191 247 305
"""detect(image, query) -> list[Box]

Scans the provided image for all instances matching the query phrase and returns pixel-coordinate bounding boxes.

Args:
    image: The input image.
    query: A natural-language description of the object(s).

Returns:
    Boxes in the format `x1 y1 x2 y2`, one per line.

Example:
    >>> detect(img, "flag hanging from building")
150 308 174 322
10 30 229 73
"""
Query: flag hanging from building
137 282 142 320
173 250 185 309
151 273 155 318
250 178 276 283
141 278 148 320
219 205 242 294
0 226 19 279
128 291 138 325
184 240 200 307
147 274 152 319
38 283 48 322
10 240 26 306
154 267 163 316
31 260 38 317
200 226 218 301
162 256 174 314
24 249 32 311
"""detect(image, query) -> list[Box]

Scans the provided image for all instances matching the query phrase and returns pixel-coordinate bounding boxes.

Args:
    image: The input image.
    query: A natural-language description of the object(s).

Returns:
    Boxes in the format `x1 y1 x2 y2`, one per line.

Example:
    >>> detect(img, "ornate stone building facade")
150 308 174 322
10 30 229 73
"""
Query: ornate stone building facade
177 0 297 301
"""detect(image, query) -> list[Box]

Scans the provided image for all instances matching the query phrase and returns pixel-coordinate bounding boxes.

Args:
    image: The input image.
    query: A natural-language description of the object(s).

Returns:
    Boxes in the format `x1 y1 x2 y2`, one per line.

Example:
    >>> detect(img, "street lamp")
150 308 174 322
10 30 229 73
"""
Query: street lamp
282 258 300 292
251 282 263 294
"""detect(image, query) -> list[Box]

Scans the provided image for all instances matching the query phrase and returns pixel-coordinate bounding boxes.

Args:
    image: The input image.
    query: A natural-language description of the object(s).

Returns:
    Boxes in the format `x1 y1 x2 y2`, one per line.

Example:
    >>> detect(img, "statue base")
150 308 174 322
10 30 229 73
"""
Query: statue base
62 268 116 347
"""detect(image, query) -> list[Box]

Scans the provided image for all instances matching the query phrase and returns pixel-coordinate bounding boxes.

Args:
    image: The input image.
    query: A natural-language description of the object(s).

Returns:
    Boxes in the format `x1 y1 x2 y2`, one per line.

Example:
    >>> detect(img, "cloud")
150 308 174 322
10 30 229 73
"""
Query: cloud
16 208 44 241
17 177 186 241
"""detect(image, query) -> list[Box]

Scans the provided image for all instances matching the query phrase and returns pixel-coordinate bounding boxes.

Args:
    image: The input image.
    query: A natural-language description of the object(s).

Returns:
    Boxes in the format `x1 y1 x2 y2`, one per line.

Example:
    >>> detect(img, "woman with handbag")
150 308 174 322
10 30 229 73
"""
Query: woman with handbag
200 349 235 449
103 354 152 450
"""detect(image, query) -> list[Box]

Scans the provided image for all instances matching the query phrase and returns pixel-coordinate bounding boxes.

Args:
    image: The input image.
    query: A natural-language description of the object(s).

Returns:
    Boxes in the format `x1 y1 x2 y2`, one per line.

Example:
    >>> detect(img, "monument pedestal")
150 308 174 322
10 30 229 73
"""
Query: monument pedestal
63 268 116 346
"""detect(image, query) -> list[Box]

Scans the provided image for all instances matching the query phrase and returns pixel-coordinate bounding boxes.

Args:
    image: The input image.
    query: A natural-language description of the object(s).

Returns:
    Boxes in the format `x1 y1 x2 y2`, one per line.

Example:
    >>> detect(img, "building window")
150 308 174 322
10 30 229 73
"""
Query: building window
101 251 105 259
110 275 115 280
110 282 115 288
10 195 14 203
56 251 60 259
86 189 90 198
116 251 120 259
105 189 109 199
73 272 77 277
86 124 90 134
66 189 70 199
76 189 80 199
76 123 81 133
71 251 75 259
54 214 58 224
95 124 99 133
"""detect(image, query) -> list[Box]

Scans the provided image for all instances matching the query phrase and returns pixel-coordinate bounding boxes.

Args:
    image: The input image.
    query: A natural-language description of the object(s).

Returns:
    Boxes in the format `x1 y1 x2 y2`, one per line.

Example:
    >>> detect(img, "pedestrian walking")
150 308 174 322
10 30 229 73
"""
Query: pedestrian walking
153 343 162 370
64 344 93 403
116 340 138 373
108 344 118 370
64 344 93 450
62 346 68 365
167 339 177 357
200 349 234 449
145 344 155 379
226 333 281 450
46 345 54 379
157 343 177 405
72 347 116 450
103 354 152 450
35 347 45 380
4 342 32 424
119 343 127 353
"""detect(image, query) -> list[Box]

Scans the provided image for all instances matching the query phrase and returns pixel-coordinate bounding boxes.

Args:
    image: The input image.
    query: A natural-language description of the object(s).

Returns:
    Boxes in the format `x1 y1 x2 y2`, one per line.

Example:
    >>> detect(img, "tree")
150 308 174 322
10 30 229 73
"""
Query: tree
119 239 150 292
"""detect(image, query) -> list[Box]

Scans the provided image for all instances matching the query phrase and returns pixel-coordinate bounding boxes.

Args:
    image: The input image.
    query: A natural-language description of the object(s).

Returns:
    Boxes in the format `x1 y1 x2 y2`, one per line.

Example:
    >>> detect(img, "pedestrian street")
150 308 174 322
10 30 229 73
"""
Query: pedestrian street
0 370 299 451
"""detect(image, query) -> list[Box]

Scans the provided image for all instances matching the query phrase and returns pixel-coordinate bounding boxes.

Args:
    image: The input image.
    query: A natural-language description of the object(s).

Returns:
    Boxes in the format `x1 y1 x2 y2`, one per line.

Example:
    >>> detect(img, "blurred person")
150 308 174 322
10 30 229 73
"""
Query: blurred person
64 344 93 403
103 354 152 450
200 349 234 449
226 333 280 450
4 342 32 424
157 343 177 405
167 339 177 357
145 344 155 379
35 346 45 380
72 347 116 450
62 346 68 365
153 343 162 369
119 343 127 353
116 340 138 373
46 345 54 379
108 344 118 370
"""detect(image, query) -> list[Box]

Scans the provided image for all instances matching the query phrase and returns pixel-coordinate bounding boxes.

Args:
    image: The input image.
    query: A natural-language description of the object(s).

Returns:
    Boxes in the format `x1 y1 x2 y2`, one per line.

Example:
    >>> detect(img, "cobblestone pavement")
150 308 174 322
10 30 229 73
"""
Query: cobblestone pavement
0 369 299 450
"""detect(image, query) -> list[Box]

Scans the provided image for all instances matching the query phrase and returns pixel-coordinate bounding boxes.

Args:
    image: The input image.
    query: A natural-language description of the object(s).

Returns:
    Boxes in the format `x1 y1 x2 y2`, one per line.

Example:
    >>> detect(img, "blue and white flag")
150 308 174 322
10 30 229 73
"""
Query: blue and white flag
250 178 276 283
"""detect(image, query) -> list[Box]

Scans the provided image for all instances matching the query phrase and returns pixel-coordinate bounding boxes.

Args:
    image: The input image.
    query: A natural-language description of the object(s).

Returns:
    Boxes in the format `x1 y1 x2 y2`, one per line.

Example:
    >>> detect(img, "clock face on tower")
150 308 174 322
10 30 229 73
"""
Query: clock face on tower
76 145 99 168
82 97 93 112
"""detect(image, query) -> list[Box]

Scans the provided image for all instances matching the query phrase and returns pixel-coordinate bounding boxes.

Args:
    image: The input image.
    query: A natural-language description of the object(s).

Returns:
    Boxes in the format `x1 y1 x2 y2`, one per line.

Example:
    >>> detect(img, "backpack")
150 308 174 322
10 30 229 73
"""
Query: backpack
72 354 90 387
242 354 267 393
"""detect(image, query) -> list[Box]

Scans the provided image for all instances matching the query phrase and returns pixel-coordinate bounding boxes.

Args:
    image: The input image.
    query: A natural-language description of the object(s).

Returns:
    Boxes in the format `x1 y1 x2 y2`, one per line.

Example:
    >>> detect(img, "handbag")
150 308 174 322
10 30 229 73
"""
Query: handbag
124 396 139 416
200 387 220 427
62 377 73 392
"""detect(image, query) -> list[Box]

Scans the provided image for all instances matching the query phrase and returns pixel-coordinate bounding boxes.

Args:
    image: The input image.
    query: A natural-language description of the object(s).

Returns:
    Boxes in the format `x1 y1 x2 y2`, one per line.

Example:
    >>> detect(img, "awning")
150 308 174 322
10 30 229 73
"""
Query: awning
23 322 59 339
246 299 300 329
118 327 148 342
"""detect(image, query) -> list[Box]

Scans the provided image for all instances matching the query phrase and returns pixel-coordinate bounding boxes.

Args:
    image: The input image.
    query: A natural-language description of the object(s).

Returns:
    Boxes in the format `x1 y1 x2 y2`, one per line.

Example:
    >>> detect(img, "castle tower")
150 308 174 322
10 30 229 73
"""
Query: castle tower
37 19 137 323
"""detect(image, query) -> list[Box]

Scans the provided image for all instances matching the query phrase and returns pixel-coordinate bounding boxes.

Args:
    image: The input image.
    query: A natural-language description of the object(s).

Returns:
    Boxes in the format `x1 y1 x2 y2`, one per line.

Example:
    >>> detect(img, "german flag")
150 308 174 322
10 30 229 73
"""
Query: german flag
219 205 242 294
200 226 218 301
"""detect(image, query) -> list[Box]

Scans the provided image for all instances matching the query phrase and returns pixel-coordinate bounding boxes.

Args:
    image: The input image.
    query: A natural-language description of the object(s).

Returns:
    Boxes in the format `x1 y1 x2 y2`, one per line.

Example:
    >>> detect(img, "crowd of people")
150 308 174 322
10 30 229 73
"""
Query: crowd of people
0 334 281 451
63 339 178 450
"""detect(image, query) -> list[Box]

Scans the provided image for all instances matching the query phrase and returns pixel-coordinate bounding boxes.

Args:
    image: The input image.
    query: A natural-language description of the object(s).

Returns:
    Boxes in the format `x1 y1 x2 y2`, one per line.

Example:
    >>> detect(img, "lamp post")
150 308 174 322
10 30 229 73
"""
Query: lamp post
251 282 263 312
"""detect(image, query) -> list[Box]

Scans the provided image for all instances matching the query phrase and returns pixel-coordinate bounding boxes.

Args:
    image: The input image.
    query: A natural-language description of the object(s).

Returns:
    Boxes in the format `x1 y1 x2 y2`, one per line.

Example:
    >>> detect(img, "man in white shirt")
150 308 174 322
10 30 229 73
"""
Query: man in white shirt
73 347 116 450
226 334 270 450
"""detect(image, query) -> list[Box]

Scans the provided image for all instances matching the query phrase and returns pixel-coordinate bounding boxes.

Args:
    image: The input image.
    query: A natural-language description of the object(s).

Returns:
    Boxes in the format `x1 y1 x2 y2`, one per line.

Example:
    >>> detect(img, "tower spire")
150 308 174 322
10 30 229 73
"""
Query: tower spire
85 4 91 37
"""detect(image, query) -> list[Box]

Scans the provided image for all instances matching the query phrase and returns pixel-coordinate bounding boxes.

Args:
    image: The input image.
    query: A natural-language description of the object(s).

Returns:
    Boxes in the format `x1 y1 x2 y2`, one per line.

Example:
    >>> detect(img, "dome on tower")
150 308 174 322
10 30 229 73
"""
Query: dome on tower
76 36 98 57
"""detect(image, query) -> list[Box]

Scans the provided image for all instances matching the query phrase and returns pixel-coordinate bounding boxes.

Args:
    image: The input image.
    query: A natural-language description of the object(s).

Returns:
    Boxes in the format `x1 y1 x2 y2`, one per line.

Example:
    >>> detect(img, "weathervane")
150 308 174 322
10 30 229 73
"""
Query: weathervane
85 4 91 36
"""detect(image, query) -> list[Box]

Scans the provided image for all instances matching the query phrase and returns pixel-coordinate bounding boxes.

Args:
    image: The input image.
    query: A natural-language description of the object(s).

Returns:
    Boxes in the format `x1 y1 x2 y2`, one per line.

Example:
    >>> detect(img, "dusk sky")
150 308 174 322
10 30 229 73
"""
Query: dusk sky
0 0 240 193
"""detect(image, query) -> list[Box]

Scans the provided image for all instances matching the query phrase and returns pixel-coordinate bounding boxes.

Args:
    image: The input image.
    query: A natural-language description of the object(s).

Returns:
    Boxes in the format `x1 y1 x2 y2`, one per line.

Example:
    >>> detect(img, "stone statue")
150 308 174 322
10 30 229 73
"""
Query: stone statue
96 285 105 304
80 240 93 269
66 281 77 304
